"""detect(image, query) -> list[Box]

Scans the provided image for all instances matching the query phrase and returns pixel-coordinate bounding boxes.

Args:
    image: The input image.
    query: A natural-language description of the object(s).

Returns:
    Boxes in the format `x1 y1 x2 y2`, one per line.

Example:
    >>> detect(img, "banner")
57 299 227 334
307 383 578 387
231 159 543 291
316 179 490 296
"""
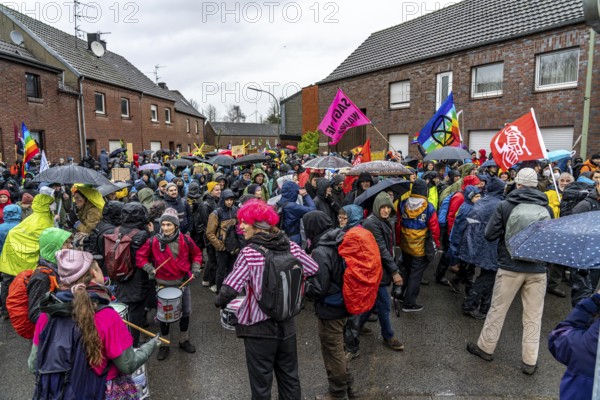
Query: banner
40 150 49 173
413 92 461 153
232 145 245 157
491 109 548 171
318 89 371 145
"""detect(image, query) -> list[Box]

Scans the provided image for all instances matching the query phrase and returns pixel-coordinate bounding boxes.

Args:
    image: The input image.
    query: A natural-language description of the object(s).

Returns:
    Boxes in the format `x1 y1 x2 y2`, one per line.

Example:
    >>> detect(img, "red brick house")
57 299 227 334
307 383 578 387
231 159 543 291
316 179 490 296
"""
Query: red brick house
0 5 205 164
318 0 600 159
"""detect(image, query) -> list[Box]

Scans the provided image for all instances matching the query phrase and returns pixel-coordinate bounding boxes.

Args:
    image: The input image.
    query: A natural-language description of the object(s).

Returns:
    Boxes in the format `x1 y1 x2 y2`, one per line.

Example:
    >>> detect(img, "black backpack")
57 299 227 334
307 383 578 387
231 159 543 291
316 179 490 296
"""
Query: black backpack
560 182 594 217
33 306 110 400
250 244 305 322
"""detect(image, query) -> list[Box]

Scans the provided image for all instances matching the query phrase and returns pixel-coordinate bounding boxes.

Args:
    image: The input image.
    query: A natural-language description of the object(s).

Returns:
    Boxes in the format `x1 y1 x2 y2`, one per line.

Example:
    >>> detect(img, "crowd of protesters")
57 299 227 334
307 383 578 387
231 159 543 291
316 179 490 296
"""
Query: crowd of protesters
0 146 599 399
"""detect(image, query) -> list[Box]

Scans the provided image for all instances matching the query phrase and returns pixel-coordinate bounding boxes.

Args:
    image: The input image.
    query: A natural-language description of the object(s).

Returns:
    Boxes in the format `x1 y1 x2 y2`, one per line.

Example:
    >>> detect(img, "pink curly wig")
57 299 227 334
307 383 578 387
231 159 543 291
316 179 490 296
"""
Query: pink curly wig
237 198 279 227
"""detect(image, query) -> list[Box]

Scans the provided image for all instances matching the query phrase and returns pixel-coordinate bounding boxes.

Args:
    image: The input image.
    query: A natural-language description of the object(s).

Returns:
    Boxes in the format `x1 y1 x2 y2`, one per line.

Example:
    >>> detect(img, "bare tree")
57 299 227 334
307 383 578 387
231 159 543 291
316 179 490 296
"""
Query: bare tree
188 98 200 111
226 104 246 123
265 101 281 124
205 104 218 121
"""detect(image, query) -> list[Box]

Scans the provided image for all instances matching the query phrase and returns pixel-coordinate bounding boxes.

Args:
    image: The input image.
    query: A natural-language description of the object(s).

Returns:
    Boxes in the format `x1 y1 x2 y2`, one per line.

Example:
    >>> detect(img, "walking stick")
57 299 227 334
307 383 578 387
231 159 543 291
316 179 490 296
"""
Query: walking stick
121 319 170 345
179 275 195 289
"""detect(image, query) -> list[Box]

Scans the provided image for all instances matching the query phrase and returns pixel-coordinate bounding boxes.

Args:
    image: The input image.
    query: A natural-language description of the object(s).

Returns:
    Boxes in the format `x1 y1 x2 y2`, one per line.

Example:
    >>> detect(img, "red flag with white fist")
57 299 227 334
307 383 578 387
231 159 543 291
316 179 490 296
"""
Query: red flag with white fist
491 109 548 170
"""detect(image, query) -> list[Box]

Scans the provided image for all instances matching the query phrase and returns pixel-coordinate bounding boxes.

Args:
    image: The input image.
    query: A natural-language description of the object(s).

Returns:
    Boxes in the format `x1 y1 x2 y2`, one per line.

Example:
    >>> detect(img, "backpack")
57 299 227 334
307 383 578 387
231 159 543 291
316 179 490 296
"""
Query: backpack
103 227 140 282
249 244 305 322
437 194 454 225
338 227 383 315
505 203 551 255
7 267 58 339
560 182 594 217
33 306 111 400
223 223 244 254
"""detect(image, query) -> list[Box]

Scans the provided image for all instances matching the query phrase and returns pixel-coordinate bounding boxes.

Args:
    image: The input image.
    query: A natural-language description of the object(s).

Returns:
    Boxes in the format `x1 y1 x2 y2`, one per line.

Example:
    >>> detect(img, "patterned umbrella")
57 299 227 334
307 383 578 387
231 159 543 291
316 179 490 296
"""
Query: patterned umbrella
346 161 413 176
423 147 471 161
509 211 600 269
302 156 352 170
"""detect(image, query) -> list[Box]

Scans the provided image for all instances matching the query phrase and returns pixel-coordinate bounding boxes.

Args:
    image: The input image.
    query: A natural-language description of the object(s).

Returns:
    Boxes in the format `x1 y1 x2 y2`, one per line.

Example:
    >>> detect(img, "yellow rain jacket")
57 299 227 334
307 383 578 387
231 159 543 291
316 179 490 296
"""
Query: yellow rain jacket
0 194 54 276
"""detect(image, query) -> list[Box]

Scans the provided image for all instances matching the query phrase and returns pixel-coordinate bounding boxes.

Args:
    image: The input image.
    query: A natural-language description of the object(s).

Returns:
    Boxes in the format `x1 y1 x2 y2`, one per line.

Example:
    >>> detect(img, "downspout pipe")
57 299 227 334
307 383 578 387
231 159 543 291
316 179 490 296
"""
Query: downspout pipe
581 28 595 159
79 76 87 159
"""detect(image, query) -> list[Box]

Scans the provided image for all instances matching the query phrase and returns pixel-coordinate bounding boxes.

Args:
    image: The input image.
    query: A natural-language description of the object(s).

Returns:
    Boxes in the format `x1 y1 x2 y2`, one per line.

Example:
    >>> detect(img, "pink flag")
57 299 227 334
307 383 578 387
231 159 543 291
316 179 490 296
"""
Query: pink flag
318 89 371 145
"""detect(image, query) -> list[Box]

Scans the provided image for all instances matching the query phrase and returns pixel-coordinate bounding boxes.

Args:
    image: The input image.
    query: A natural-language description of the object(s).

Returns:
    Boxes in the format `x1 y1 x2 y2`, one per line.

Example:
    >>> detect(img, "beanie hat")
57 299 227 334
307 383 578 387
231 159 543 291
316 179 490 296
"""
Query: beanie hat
207 181 218 193
411 179 428 197
159 208 180 227
165 182 177 192
21 192 34 205
157 179 168 188
56 249 94 285
514 168 539 188
221 189 235 200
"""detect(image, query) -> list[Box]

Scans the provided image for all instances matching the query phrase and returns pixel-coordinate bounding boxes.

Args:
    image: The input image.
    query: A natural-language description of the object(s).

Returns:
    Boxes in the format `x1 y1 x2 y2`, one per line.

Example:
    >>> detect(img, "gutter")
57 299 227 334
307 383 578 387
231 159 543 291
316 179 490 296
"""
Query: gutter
580 28 595 159
79 77 87 159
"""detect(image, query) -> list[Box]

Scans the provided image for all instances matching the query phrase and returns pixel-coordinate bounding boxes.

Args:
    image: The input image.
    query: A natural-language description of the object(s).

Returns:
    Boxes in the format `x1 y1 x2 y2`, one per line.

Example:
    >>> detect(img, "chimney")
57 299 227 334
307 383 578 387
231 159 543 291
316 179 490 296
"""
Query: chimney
87 33 106 50
158 82 168 89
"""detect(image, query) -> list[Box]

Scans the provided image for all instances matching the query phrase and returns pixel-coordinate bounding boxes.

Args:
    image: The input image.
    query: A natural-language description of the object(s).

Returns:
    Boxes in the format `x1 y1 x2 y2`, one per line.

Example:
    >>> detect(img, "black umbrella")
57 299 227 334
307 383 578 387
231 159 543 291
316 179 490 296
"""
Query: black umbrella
354 178 412 210
182 155 206 163
205 151 219 158
31 165 113 186
97 181 130 197
423 147 471 162
165 159 193 168
208 155 234 166
138 150 153 156
302 156 352 170
232 154 270 166
109 148 126 158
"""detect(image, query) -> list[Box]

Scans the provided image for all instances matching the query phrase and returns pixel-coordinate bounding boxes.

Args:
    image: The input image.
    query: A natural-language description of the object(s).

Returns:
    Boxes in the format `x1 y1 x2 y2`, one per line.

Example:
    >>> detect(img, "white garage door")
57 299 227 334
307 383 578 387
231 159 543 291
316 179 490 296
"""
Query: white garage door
468 130 497 154
150 141 162 152
388 134 409 157
540 127 574 152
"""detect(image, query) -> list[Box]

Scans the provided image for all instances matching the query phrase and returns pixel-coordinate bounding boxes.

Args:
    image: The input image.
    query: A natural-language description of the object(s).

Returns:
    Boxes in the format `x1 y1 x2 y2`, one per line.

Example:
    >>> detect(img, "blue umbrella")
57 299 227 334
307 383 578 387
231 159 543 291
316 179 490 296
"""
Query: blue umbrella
508 211 600 269
481 159 497 168
546 150 574 162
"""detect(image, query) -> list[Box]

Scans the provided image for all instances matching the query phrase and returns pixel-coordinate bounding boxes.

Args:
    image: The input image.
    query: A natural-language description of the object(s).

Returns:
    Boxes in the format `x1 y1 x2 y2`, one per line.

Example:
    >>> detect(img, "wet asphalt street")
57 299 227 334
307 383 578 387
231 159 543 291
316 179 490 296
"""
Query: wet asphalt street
0 268 571 399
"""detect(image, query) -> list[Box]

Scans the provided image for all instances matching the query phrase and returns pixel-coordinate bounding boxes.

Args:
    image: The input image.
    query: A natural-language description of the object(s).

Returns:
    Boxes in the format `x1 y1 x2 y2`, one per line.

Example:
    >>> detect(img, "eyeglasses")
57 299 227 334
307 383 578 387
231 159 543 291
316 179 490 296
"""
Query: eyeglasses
338 216 348 220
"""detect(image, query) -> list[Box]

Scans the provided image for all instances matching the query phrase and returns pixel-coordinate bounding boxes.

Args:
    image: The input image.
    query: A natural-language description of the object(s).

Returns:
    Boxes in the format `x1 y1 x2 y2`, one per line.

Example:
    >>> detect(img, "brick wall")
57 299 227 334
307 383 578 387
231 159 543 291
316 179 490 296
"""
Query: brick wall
302 85 319 134
282 93 302 137
319 24 600 158
0 57 78 165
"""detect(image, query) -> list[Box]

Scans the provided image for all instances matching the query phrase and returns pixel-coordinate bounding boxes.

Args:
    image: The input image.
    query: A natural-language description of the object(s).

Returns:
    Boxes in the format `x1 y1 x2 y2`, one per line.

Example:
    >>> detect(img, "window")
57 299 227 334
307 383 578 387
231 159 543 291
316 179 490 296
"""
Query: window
25 73 41 98
187 144 191 153
121 98 129 117
29 130 44 150
150 105 158 121
388 134 409 157
195 120 199 134
390 81 410 108
436 72 452 109
186 118 190 133
109 140 121 152
165 108 171 124
535 48 579 90
471 63 504 98
95 92 105 114
150 141 162 152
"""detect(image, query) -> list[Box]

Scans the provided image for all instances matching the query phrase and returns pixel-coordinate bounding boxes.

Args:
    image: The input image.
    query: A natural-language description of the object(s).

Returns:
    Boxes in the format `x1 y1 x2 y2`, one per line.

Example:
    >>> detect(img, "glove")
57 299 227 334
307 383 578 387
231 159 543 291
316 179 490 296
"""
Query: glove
146 334 162 349
192 264 201 278
142 264 156 279
392 284 404 300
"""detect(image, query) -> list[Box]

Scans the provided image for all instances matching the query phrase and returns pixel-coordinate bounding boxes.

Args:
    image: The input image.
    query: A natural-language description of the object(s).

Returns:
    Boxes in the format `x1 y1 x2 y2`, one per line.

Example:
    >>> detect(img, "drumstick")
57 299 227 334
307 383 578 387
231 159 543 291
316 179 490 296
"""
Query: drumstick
179 275 195 289
153 258 171 273
121 319 170 345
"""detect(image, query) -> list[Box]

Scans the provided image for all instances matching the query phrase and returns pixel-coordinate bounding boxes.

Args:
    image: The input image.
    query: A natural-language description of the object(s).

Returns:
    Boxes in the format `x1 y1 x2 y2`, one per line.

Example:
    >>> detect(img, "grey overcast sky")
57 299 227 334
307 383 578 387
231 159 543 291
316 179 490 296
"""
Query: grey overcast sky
5 0 459 120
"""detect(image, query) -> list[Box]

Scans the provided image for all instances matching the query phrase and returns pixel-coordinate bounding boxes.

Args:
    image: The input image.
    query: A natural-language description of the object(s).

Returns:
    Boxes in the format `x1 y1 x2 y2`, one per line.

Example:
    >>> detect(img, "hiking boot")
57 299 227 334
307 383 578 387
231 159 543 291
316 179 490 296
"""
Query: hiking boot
179 340 196 353
367 314 378 322
436 277 451 287
360 326 373 336
345 351 360 362
466 342 493 361
157 346 170 361
402 304 423 313
382 337 404 351
315 393 348 400
547 288 566 298
463 309 486 320
521 362 537 375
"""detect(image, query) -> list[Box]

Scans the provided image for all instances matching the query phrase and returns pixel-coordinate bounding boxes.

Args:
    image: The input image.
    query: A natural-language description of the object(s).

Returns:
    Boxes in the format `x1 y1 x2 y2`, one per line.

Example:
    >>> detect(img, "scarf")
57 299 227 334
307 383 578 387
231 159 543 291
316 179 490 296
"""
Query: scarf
156 229 180 251
249 231 290 252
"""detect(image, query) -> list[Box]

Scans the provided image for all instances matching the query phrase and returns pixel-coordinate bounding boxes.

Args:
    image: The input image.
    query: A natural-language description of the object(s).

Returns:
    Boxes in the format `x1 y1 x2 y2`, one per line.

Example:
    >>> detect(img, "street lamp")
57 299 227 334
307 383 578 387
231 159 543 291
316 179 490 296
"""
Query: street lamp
248 87 281 136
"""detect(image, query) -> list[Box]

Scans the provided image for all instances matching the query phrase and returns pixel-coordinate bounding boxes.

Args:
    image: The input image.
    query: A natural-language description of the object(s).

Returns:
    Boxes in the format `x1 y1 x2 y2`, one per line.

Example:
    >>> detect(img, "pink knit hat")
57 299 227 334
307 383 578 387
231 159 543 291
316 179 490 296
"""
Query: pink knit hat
56 249 94 284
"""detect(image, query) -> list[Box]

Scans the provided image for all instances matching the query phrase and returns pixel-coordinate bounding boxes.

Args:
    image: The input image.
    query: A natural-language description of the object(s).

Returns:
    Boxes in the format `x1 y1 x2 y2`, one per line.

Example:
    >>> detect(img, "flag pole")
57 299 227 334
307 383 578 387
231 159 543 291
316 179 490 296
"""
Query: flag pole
531 108 561 201
370 124 399 155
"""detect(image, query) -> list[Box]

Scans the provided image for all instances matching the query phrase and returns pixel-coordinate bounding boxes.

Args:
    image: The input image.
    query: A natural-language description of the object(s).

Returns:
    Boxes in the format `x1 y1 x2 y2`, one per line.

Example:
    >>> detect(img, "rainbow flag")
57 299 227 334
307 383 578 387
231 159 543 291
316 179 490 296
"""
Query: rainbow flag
412 93 461 153
22 122 40 163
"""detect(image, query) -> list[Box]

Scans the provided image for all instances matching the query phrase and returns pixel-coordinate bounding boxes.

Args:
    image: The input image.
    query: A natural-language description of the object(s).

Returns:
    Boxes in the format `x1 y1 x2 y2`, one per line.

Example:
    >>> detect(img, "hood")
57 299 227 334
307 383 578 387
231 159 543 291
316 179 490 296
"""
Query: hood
277 175 293 190
32 194 54 214
463 186 481 206
280 181 300 204
331 175 344 189
373 192 394 219
302 210 333 241
39 227 71 264
460 163 476 177
101 201 123 225
316 178 330 200
2 204 21 222
342 204 363 228
137 188 155 209
219 189 235 209
187 182 201 198
0 189 11 203
73 185 105 212
505 187 549 206
121 202 148 228
486 177 506 197
357 172 374 184
251 168 266 181
461 175 481 191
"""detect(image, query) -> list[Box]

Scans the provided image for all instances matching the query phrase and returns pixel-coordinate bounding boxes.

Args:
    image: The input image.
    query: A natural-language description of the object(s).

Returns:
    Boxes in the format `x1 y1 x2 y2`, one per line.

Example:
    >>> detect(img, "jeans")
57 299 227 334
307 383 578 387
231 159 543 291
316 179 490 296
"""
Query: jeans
359 286 394 340
401 253 429 307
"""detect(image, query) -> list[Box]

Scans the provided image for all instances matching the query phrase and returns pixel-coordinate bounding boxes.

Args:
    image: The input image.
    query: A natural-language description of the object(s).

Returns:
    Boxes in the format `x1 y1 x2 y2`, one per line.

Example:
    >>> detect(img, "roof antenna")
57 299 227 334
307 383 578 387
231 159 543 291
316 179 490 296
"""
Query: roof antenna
150 65 166 84
74 0 83 47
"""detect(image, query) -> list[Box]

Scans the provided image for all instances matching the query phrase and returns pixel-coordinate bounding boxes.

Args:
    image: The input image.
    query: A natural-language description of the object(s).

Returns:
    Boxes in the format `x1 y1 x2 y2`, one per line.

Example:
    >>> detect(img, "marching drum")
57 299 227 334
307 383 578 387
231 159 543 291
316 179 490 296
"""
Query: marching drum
157 287 183 323
131 363 150 399
220 297 245 331
109 302 129 320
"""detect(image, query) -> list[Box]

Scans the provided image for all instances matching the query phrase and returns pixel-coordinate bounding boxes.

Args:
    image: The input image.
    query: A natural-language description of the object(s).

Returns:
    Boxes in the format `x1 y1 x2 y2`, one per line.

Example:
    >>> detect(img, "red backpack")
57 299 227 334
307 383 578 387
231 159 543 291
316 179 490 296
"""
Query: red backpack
7 267 58 339
104 227 139 282
339 227 383 315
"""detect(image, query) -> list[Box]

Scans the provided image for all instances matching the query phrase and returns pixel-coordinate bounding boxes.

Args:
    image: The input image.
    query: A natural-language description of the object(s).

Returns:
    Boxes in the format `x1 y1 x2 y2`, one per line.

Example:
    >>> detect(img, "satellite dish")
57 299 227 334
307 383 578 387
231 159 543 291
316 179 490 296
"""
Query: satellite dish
9 30 23 46
90 41 105 57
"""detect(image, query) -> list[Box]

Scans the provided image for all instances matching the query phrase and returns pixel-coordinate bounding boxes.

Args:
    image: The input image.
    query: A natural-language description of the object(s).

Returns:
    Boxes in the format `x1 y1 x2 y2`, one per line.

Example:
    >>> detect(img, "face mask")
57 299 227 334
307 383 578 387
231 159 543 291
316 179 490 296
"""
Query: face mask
553 173 560 180
543 170 551 177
